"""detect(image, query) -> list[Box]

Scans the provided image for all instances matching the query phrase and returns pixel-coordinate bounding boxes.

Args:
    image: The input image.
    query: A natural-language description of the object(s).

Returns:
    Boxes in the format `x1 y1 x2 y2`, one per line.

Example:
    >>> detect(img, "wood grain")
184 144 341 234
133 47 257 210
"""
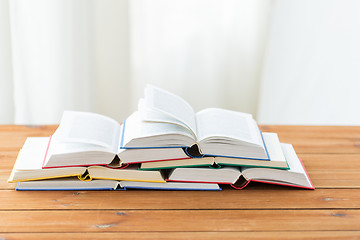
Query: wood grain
0 125 57 152
0 188 359 210
0 210 359 232
260 125 360 154
1 232 360 240
0 125 360 238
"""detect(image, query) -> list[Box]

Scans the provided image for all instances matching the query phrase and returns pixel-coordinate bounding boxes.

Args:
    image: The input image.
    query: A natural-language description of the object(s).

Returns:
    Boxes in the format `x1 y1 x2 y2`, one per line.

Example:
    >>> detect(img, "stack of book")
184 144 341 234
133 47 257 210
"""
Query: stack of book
8 85 314 191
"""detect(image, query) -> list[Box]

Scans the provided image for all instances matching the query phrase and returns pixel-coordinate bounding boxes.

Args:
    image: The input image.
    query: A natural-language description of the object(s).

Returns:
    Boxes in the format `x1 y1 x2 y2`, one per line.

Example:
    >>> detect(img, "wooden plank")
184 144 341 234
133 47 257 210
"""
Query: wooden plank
0 151 18 190
300 154 360 188
0 188 359 210
1 231 360 240
0 125 57 152
260 125 360 154
0 210 360 232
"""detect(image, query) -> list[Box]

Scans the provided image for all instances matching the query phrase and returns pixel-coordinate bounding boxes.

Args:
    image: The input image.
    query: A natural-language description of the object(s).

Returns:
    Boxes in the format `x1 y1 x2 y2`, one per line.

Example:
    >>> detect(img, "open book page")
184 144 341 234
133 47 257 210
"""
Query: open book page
52 111 121 153
262 133 287 165
143 85 197 137
195 108 263 146
13 137 49 170
49 142 114 155
281 143 305 173
8 137 88 183
241 143 313 188
122 111 195 148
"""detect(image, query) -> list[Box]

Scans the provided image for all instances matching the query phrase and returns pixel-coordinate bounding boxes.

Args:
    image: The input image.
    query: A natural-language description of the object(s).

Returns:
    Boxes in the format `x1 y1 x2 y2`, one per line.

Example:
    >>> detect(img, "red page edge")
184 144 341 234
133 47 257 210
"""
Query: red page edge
41 135 52 169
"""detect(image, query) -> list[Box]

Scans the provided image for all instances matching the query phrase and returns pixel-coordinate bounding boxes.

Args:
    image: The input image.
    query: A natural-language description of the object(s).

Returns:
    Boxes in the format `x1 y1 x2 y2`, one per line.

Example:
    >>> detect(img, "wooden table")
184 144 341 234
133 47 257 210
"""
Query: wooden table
0 125 360 239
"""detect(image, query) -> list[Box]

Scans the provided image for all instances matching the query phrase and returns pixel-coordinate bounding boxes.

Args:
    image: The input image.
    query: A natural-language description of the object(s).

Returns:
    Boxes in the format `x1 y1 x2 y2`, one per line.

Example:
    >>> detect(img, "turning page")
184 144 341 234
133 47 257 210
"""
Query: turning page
143 84 197 137
138 99 192 136
121 111 195 148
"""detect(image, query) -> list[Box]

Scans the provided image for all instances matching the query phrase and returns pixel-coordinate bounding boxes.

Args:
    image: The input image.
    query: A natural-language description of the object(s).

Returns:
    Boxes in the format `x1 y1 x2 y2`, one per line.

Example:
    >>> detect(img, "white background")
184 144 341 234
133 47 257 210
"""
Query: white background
0 0 359 125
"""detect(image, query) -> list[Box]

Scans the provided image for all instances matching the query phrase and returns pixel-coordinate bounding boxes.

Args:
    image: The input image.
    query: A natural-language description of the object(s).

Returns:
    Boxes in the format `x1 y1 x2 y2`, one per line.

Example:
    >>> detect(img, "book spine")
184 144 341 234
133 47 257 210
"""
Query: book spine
184 144 204 158
230 180 251 190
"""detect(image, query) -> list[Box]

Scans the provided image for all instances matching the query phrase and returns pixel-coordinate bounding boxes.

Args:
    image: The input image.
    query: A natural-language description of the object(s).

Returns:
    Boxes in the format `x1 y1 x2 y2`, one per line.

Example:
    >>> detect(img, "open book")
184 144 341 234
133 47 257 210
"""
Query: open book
8 137 165 183
16 178 221 191
42 111 189 168
166 143 314 189
140 132 288 170
121 85 269 160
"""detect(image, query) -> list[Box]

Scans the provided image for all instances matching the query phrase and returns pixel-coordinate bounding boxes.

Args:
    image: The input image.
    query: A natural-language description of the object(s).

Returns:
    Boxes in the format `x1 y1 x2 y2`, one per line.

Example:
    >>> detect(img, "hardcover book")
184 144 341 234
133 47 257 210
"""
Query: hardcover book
8 137 165 183
42 110 189 168
140 132 288 170
16 178 221 191
166 144 314 190
121 84 271 161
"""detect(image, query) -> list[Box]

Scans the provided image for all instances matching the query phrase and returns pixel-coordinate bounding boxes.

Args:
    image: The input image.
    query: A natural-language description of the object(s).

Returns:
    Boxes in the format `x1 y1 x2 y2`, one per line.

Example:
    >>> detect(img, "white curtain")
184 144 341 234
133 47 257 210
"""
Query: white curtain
0 0 270 124
257 0 360 125
0 0 14 123
8 0 95 124
1 0 360 125
129 0 270 114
